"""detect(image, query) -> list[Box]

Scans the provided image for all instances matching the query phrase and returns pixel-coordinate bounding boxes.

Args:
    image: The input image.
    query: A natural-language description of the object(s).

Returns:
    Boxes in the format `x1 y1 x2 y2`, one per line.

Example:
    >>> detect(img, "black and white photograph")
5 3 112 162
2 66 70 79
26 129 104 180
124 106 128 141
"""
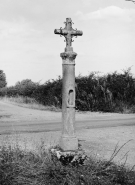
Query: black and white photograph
0 0 135 184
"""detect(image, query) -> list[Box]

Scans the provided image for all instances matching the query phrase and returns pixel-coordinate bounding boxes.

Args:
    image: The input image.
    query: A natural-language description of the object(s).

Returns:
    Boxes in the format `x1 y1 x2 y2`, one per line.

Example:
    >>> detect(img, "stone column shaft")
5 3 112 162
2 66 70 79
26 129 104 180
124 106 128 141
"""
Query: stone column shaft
59 51 78 151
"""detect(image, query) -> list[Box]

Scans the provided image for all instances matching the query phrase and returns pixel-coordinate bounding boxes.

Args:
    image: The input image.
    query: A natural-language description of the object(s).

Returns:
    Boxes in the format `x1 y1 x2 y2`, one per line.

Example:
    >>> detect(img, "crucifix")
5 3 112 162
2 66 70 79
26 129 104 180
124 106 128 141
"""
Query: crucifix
54 18 82 51
54 18 83 151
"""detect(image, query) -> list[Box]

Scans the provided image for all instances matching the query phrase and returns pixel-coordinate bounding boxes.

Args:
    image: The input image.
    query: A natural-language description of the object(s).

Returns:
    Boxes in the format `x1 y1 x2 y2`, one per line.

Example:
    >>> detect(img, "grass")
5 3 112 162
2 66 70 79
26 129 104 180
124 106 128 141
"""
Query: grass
0 142 135 185
0 96 61 112
1 96 135 114
112 101 135 114
2 96 135 114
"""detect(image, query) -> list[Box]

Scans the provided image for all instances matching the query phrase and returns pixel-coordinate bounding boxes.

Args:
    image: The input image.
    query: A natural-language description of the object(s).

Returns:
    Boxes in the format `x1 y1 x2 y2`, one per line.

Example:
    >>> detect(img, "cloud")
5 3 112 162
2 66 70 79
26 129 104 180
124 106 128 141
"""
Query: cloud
76 6 135 22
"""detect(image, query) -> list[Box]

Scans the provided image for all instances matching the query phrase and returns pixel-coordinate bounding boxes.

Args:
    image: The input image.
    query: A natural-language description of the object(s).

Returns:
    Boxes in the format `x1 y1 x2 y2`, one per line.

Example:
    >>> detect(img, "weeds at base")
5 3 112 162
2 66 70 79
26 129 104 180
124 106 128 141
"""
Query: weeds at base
0 141 135 185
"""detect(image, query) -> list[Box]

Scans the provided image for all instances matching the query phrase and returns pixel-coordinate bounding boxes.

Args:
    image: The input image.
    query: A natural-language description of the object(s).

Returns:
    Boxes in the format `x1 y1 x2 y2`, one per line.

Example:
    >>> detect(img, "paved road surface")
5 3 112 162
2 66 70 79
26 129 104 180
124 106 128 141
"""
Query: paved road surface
0 100 135 135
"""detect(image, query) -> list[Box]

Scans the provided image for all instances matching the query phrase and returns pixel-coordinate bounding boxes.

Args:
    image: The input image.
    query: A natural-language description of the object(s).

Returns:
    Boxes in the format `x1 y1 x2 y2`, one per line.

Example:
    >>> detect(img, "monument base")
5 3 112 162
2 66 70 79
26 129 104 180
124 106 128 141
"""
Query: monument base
59 136 78 151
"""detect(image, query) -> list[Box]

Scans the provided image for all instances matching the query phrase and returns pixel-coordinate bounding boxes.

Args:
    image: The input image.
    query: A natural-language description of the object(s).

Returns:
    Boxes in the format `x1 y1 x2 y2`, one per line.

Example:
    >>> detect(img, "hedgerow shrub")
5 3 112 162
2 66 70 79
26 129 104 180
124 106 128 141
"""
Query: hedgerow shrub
32 76 62 108
0 69 135 113
75 69 135 112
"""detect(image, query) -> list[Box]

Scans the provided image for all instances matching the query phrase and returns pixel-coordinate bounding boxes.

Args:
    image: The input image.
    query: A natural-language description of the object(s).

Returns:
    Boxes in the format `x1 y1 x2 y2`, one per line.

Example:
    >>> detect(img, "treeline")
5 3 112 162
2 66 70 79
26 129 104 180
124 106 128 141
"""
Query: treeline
0 69 135 113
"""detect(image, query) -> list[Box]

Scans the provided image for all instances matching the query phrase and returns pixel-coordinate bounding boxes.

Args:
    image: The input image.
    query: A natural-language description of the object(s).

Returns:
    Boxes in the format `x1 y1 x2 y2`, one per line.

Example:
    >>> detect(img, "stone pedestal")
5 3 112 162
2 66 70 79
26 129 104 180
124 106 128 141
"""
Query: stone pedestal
60 51 78 151
59 136 78 151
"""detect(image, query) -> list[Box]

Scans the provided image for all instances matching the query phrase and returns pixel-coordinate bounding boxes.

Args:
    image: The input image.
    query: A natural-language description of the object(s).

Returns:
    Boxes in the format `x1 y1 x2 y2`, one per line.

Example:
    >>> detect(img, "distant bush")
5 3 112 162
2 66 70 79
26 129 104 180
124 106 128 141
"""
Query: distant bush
0 79 38 97
15 79 37 97
0 69 135 113
32 76 62 108
0 70 7 88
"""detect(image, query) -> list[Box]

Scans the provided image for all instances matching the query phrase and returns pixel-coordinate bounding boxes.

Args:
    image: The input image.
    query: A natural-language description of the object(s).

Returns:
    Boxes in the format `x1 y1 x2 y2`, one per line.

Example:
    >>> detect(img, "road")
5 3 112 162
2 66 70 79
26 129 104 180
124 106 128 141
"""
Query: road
0 100 135 135
0 100 135 166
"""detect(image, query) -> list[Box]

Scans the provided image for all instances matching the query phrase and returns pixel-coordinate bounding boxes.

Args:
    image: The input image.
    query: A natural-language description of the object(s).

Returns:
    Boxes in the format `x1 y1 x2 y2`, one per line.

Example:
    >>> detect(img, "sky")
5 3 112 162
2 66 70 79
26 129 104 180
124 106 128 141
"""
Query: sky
0 0 135 86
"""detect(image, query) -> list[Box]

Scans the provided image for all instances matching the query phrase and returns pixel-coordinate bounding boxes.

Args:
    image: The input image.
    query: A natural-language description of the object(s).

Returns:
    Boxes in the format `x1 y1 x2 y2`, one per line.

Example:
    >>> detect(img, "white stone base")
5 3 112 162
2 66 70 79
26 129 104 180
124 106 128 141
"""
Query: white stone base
59 136 78 151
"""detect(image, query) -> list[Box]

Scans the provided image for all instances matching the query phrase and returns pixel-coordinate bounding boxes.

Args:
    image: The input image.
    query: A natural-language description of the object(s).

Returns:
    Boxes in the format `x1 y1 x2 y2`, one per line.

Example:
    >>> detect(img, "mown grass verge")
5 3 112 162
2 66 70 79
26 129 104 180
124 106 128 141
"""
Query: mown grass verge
0 144 135 185
0 96 61 112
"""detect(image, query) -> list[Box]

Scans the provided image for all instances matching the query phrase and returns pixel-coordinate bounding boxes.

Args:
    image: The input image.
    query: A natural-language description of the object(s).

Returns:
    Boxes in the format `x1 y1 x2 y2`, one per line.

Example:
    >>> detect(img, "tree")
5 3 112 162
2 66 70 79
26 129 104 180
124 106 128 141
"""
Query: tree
125 0 135 3
15 79 37 96
0 70 7 88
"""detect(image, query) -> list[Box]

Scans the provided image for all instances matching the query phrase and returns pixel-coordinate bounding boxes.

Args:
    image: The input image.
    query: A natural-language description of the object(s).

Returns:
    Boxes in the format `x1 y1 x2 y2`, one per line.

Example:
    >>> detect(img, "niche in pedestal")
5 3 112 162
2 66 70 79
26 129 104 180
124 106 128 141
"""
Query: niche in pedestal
67 89 75 107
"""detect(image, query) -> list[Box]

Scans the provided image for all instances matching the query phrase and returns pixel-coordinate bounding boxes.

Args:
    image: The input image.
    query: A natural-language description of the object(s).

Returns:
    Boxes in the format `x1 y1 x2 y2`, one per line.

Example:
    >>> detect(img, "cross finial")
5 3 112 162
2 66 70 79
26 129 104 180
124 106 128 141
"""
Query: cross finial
54 18 83 51
64 18 72 31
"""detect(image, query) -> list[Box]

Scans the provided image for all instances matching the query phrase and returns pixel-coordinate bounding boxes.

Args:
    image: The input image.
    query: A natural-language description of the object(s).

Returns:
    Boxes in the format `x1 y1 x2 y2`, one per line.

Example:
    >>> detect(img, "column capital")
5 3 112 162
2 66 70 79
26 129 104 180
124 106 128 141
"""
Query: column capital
60 52 77 64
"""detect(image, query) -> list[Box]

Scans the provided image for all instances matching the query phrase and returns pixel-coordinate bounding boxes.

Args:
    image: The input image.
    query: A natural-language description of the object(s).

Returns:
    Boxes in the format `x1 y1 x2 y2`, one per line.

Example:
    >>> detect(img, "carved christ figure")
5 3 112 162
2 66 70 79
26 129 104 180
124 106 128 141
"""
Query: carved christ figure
54 18 83 49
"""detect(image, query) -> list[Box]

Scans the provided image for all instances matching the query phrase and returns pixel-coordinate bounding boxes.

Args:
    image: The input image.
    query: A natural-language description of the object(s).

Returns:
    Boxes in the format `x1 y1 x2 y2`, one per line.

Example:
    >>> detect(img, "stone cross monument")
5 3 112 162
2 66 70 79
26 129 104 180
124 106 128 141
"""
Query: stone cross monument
54 18 83 151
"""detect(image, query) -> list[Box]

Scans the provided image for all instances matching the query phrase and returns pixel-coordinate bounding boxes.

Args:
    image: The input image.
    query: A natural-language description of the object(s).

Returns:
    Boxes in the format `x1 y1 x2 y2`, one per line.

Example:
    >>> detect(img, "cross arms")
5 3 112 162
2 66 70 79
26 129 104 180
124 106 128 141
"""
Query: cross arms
54 28 83 48
54 18 83 48
54 29 83 37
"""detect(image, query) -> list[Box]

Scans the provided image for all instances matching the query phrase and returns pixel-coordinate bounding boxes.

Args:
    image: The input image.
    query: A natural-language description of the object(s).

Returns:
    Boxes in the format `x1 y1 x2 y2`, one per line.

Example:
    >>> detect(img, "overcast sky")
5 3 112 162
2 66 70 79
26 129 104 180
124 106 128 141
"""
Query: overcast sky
0 0 135 86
